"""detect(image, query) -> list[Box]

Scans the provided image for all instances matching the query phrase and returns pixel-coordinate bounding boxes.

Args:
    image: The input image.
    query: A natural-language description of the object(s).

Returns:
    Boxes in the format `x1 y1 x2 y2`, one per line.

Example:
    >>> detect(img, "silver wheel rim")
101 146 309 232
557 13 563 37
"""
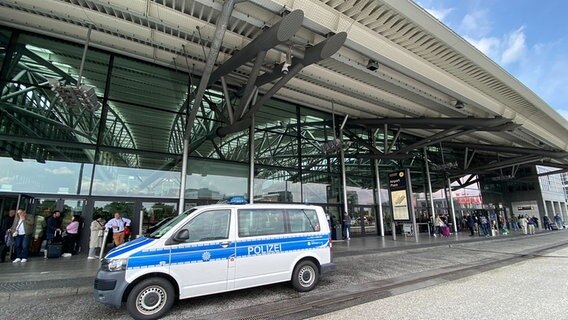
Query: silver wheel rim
298 265 315 288
136 285 167 316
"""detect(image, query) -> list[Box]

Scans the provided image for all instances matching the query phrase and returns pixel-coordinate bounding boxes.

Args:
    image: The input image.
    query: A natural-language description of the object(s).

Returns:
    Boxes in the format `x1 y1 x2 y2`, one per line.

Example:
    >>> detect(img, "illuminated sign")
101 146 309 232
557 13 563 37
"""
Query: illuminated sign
389 170 411 221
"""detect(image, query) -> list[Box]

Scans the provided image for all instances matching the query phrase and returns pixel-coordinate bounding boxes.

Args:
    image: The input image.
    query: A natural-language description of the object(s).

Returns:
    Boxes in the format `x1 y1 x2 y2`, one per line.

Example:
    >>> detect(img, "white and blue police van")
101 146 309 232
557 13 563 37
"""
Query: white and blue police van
94 198 335 320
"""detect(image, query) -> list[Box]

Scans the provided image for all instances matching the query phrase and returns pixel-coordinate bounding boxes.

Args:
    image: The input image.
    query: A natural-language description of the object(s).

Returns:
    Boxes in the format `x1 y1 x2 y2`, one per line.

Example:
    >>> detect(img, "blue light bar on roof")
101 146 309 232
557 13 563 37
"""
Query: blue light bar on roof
226 196 248 204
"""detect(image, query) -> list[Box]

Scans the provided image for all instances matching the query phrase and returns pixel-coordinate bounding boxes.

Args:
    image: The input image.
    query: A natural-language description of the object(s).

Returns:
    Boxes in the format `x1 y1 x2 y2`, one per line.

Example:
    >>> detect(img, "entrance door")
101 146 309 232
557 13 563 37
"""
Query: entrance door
349 205 377 236
321 205 341 240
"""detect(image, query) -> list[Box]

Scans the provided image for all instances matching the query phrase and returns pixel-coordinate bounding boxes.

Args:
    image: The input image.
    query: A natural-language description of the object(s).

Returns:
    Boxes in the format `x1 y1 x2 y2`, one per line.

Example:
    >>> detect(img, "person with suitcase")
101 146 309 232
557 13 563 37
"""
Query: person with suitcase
45 210 63 258
45 210 62 242
46 230 63 258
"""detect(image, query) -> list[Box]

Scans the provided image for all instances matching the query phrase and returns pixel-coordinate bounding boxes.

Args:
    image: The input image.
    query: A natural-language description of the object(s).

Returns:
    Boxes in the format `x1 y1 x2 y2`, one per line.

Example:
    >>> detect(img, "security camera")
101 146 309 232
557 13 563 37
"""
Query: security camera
281 62 291 74
454 100 464 109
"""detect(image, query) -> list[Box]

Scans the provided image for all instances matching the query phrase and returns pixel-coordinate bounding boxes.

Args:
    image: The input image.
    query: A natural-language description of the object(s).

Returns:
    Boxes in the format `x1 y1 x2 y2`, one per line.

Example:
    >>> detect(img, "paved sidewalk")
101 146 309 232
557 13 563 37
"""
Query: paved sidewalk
0 229 553 303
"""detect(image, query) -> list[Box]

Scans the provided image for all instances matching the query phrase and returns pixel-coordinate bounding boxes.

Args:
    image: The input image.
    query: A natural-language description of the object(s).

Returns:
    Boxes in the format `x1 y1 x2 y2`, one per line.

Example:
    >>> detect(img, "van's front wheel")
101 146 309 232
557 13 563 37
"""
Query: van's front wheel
292 260 319 292
126 278 175 320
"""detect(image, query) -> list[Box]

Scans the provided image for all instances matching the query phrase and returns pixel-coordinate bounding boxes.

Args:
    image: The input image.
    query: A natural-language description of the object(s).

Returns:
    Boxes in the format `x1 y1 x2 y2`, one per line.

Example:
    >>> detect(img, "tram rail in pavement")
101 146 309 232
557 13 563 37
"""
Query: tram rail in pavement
0 229 555 302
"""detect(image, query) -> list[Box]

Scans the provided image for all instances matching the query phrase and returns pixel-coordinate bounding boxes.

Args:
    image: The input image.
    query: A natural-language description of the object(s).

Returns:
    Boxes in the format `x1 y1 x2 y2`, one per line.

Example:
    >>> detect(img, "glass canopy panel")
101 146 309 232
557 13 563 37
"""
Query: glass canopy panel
109 57 189 110
301 172 336 204
254 129 298 168
346 176 375 206
0 155 93 195
13 32 110 100
91 151 181 197
0 31 110 163
255 100 297 131
254 166 302 203
185 158 248 201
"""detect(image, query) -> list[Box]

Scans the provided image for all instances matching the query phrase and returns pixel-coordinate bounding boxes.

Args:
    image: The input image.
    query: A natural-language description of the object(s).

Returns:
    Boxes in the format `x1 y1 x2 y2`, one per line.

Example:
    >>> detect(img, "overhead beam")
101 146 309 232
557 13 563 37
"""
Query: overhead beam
217 32 347 137
470 154 544 172
442 142 568 158
348 117 511 129
208 10 304 86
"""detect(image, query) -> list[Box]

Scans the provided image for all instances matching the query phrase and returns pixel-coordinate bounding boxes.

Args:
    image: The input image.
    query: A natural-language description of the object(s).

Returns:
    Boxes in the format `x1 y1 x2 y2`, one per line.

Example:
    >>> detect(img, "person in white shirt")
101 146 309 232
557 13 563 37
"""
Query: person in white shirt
104 212 131 247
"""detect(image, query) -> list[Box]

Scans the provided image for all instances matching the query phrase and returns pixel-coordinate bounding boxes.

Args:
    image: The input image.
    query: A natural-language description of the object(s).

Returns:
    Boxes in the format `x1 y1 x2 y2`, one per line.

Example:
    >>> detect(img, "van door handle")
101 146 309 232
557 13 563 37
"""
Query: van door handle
220 241 231 248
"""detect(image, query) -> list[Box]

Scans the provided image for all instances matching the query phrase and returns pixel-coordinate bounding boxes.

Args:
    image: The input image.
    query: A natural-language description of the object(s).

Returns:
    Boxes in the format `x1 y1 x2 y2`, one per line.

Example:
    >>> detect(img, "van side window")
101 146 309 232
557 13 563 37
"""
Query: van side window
238 209 285 237
288 209 320 233
180 209 231 242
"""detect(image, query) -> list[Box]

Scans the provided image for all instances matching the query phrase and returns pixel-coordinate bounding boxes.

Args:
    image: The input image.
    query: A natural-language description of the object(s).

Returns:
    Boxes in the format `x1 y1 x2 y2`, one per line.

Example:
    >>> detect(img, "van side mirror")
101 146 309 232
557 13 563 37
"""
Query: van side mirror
174 229 190 242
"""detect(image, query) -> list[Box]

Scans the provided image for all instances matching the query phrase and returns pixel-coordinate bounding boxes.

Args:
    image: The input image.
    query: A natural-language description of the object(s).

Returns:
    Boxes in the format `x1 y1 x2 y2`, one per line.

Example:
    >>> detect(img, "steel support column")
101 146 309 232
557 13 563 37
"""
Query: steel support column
423 148 436 234
179 0 237 211
373 133 384 237
339 130 348 216
248 115 255 203
447 177 457 233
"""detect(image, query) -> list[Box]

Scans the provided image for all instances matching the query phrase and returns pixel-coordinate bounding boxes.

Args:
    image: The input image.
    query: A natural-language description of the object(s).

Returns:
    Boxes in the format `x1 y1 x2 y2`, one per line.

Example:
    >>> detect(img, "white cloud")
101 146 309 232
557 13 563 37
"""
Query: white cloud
514 42 568 110
45 167 74 175
464 36 501 61
459 10 492 37
414 1 454 23
424 7 453 21
501 27 526 65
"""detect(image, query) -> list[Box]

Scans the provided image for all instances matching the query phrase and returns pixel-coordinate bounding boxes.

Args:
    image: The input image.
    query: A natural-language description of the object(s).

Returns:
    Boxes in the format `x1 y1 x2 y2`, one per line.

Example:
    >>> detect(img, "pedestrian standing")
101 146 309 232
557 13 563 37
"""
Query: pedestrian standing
9 209 34 263
88 215 105 259
554 214 563 229
46 210 62 242
479 215 489 237
519 215 528 235
342 213 351 240
105 212 131 246
527 216 536 235
466 214 475 236
0 209 16 262
543 216 551 230
63 215 81 255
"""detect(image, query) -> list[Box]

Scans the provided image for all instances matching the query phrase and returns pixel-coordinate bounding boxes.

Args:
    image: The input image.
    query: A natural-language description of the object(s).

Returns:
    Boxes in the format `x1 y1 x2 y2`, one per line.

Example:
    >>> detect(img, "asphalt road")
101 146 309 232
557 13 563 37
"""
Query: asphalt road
1 233 567 320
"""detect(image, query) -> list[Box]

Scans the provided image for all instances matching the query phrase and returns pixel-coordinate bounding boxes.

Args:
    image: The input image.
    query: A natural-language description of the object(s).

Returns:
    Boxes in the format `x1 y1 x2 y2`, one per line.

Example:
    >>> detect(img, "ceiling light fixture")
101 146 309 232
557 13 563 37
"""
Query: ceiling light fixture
48 25 101 111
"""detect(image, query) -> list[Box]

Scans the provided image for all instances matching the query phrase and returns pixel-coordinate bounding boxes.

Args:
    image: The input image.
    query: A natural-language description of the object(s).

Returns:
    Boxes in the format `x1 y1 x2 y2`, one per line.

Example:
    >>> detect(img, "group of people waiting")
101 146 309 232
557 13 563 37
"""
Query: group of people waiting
1 209 131 263
462 213 564 237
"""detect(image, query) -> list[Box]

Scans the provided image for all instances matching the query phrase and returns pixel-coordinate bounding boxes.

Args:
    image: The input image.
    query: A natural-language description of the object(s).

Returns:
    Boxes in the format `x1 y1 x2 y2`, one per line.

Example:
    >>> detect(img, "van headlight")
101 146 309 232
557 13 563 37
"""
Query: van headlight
102 258 127 272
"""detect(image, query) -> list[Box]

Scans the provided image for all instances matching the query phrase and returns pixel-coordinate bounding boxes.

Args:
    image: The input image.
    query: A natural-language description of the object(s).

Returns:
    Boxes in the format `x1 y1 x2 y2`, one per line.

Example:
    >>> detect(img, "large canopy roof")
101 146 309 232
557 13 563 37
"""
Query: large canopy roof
1 0 567 180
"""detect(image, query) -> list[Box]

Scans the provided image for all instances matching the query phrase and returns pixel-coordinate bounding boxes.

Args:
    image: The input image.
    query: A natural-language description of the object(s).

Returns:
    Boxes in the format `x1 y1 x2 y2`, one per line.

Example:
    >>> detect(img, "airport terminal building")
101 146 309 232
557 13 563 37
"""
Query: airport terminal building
1 0 567 252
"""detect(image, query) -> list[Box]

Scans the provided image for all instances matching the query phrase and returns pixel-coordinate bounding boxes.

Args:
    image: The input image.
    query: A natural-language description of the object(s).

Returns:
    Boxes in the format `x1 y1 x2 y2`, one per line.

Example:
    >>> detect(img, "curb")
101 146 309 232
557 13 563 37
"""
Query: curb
0 285 92 303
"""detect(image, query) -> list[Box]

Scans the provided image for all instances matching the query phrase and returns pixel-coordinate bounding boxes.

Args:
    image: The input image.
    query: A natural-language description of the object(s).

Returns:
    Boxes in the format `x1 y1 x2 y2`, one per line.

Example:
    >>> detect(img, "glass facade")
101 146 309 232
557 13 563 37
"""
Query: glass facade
2 26 512 241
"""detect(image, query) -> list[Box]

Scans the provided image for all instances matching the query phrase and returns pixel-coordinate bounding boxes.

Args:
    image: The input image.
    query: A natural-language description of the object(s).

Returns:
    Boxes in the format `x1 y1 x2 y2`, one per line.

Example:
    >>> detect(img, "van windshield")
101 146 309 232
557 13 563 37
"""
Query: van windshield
148 208 197 239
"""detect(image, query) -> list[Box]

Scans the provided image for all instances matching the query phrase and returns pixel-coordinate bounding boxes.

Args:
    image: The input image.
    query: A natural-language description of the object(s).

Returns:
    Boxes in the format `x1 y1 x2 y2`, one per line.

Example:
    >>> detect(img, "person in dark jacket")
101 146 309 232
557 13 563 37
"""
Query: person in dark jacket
0 209 16 262
466 214 475 236
46 210 62 242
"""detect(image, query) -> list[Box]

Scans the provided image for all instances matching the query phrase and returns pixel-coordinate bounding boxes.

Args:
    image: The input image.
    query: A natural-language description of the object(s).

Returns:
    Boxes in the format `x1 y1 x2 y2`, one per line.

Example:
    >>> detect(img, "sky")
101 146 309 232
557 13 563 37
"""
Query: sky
414 0 568 120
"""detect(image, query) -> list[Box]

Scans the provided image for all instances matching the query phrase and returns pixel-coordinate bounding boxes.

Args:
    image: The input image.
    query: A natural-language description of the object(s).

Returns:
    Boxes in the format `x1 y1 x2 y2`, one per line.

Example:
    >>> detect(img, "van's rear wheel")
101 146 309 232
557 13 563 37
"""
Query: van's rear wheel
126 278 175 320
292 260 319 292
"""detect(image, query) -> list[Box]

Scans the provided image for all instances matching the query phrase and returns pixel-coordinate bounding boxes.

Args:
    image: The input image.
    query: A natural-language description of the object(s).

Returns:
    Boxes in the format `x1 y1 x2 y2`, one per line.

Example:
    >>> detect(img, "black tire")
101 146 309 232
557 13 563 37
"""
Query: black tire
291 260 319 292
126 277 175 320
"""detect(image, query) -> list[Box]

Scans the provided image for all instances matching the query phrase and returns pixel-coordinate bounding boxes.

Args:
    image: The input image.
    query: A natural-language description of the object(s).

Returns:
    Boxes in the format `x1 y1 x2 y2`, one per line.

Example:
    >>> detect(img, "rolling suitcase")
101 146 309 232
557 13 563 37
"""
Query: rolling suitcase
46 230 63 258
440 226 450 237
46 242 63 258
